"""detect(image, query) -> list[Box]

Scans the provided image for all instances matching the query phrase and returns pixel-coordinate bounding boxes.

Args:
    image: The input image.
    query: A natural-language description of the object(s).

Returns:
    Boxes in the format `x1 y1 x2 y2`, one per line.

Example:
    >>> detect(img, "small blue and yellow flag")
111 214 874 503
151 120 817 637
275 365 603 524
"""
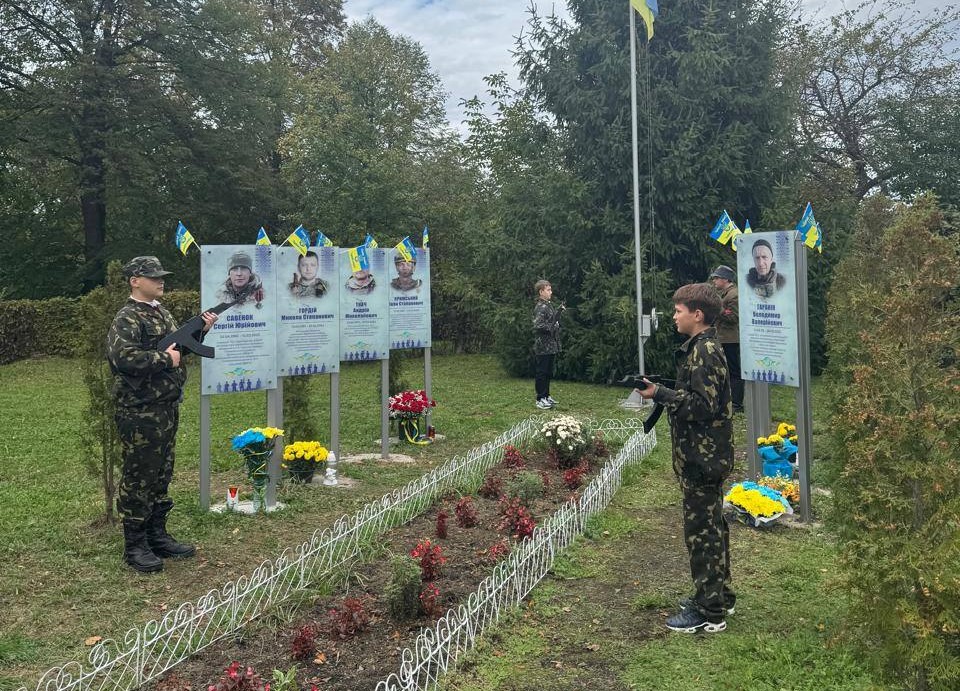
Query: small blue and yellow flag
314 231 334 247
629 0 659 41
364 234 378 249
796 203 823 253
395 236 417 262
256 227 271 246
174 221 197 255
285 225 311 256
347 245 370 273
422 225 430 248
731 219 751 252
709 210 740 246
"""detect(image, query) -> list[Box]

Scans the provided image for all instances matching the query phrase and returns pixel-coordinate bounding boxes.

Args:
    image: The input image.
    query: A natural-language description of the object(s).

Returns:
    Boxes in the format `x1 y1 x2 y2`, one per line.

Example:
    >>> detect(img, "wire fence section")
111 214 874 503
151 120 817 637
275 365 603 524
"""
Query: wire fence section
376 421 657 691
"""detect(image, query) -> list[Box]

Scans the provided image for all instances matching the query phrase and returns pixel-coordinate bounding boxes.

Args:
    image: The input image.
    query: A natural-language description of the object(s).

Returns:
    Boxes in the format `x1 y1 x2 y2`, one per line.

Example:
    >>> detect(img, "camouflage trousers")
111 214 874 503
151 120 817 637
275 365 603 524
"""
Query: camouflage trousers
680 478 735 621
115 404 180 523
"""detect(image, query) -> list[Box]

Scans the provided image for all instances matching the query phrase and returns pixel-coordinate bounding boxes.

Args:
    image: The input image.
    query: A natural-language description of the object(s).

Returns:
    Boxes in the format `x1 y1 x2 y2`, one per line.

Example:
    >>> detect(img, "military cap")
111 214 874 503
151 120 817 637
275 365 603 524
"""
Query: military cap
709 265 736 282
123 256 172 278
228 251 253 270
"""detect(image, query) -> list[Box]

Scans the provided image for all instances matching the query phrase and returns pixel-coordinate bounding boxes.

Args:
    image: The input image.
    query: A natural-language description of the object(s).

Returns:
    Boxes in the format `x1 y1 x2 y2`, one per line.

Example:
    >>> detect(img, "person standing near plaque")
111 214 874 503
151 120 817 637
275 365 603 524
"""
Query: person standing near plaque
107 256 217 573
532 279 563 409
709 265 744 412
634 283 734 633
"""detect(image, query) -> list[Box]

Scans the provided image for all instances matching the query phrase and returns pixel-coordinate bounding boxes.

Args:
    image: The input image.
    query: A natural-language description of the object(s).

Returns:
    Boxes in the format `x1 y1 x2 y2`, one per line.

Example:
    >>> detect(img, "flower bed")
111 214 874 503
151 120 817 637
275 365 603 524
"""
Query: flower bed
147 422 619 691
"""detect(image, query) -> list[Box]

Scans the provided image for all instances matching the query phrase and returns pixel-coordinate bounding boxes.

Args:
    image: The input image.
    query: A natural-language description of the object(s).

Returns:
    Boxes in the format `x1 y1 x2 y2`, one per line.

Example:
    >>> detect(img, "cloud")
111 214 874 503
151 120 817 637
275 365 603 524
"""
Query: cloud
346 0 957 133
345 0 572 129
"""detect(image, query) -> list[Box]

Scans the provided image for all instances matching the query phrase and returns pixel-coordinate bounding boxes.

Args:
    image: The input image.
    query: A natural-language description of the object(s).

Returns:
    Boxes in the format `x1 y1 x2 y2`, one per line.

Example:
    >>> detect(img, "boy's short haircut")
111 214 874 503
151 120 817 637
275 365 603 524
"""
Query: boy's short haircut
673 283 722 325
534 279 551 295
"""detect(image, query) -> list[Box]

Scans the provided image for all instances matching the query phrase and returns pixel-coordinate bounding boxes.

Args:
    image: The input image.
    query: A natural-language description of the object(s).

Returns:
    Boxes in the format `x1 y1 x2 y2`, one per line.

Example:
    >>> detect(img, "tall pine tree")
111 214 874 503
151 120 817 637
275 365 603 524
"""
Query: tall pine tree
473 0 797 377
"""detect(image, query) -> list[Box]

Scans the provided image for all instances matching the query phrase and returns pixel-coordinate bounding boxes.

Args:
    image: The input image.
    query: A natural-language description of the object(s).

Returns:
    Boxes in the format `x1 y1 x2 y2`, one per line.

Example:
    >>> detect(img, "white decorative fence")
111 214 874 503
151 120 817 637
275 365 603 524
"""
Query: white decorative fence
24 417 555 691
376 421 657 691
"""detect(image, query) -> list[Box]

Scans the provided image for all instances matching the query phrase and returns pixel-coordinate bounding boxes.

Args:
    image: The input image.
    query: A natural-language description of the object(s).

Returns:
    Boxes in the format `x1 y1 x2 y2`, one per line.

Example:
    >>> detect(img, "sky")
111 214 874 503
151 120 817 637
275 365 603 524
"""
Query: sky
343 0 953 131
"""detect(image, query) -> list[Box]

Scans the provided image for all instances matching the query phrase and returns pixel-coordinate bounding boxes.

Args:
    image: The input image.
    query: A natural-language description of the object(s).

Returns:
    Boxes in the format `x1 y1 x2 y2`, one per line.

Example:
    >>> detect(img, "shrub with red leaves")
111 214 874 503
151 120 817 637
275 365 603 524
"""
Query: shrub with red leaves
327 596 371 639
454 496 479 528
497 498 536 540
485 539 511 564
207 662 268 691
562 461 589 489
289 624 317 660
411 538 447 581
501 444 526 469
478 475 503 499
419 583 443 618
435 510 448 539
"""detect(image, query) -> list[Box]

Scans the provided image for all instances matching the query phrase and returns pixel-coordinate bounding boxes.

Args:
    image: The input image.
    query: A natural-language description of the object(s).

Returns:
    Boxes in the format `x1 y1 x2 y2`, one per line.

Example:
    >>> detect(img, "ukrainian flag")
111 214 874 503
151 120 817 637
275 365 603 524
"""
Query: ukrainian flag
286 225 311 256
710 210 739 245
364 234 378 249
630 0 659 41
796 202 823 252
315 231 334 247
256 227 271 246
348 245 370 273
174 221 197 255
422 225 430 248
395 236 417 262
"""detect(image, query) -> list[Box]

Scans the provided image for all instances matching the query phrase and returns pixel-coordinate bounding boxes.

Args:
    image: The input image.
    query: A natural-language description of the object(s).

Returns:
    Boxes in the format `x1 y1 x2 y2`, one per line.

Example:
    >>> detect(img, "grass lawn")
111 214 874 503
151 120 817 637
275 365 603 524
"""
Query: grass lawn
0 354 887 690
0 353 639 689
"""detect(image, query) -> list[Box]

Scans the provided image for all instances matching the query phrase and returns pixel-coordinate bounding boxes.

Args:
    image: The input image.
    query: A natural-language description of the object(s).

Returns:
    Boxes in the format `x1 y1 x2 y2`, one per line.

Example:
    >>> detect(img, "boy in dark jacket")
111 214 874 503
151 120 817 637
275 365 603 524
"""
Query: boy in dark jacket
532 279 563 409
635 283 735 632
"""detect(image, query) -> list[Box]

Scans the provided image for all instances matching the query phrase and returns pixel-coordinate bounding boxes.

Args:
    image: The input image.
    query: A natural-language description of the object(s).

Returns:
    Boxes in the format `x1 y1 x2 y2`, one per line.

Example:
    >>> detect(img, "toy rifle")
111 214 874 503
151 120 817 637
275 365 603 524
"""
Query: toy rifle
157 301 236 358
614 374 676 433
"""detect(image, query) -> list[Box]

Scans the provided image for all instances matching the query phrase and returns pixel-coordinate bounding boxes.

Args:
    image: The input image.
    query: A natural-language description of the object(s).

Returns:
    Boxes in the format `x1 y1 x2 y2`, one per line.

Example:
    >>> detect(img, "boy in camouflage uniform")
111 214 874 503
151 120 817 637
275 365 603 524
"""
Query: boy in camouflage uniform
532 279 563 409
635 283 735 632
107 256 218 573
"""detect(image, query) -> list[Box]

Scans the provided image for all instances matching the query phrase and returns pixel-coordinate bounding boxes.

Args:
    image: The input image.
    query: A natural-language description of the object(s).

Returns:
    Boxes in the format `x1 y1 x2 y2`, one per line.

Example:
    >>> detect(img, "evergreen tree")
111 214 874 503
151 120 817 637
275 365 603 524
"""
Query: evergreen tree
467 0 795 377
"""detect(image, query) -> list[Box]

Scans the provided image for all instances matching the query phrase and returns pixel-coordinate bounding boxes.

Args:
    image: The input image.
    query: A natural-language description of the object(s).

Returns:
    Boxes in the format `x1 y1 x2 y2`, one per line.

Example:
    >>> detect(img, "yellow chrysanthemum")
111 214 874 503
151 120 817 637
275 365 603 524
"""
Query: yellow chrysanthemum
725 486 786 518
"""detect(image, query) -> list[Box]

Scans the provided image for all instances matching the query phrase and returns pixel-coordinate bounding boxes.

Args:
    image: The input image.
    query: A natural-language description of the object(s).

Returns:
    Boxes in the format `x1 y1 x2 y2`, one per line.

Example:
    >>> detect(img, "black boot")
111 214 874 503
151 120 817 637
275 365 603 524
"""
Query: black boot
123 519 164 573
146 501 196 559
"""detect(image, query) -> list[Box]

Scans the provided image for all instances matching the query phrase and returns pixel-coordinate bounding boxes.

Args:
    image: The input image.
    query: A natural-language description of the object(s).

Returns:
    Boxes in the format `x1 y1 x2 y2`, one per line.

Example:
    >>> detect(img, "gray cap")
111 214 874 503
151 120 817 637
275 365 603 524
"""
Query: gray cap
123 256 172 278
228 251 252 270
709 265 736 282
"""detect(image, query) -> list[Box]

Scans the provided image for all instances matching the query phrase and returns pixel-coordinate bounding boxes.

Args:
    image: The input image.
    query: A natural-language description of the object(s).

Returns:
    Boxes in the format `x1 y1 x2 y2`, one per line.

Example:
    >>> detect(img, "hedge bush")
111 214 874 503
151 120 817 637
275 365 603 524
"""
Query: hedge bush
0 289 200 366
824 194 960 690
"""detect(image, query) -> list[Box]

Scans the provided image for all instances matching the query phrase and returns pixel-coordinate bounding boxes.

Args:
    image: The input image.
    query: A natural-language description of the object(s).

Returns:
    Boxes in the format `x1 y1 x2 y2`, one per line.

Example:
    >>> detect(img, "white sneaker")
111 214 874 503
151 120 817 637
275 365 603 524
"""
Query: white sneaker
546 396 558 405
535 398 552 410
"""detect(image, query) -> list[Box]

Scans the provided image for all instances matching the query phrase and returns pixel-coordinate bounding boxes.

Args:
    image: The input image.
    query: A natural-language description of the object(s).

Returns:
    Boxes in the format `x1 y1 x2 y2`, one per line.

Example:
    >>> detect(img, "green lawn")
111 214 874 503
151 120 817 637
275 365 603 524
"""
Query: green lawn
0 354 885 690
0 354 638 688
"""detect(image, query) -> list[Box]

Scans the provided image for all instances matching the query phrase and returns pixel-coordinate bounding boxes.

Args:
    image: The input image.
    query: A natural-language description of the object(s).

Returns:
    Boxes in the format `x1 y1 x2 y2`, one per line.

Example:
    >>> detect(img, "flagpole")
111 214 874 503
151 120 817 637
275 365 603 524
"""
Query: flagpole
629 7 646 376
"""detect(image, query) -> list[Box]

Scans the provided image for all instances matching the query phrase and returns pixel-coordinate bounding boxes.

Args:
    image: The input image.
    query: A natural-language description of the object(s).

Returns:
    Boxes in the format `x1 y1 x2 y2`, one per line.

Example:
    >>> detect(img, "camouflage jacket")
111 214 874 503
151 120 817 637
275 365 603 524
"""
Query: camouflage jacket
652 327 733 483
713 282 739 344
533 298 561 355
106 299 187 408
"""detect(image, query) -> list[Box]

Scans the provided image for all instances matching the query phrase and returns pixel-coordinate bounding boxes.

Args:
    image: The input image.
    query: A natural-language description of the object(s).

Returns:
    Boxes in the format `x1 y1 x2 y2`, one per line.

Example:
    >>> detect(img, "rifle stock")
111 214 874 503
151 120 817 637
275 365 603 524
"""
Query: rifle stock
612 374 675 434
